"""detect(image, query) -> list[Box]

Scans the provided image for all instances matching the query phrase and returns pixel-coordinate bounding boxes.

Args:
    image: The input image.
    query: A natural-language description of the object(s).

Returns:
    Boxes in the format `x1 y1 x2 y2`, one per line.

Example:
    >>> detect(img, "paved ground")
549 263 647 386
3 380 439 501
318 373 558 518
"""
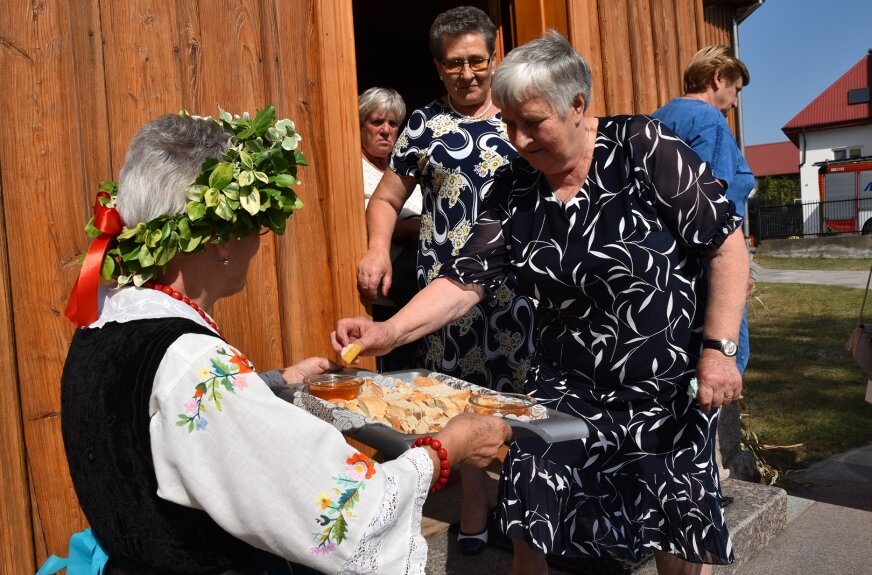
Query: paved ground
734 498 872 575
752 261 870 289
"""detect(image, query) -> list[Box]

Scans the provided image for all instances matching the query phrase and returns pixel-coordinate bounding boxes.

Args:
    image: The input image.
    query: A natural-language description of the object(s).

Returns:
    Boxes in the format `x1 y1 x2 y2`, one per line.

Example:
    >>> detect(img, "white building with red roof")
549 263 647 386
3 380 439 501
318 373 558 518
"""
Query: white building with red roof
782 49 872 205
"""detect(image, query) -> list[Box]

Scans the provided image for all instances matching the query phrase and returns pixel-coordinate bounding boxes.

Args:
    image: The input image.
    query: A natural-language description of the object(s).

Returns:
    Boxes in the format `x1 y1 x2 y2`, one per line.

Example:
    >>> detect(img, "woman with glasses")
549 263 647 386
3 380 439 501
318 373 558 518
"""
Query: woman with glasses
356 5 535 556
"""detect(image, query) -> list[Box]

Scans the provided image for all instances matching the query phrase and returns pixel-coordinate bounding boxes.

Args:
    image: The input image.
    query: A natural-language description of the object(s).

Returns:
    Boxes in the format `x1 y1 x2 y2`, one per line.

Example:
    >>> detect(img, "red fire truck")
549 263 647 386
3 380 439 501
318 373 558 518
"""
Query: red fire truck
817 156 872 234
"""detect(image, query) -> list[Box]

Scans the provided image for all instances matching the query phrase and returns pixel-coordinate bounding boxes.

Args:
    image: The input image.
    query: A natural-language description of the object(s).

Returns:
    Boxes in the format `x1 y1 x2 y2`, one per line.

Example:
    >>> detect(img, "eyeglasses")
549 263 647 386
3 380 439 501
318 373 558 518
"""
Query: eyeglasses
440 56 491 74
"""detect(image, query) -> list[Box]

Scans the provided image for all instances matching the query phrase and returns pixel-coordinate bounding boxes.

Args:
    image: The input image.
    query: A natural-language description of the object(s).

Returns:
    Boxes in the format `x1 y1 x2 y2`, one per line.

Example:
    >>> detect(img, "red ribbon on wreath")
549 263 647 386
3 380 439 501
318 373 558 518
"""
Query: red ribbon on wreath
64 191 124 327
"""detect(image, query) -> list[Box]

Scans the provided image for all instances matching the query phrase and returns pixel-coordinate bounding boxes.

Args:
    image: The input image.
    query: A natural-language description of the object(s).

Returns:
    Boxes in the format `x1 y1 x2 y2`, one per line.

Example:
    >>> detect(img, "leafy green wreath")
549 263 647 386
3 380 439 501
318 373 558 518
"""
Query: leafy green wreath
89 105 306 287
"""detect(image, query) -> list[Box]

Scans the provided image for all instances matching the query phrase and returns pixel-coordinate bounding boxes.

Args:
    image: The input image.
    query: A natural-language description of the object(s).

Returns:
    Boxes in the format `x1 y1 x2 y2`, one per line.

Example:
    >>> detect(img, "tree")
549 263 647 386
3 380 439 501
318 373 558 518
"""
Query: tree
754 176 800 204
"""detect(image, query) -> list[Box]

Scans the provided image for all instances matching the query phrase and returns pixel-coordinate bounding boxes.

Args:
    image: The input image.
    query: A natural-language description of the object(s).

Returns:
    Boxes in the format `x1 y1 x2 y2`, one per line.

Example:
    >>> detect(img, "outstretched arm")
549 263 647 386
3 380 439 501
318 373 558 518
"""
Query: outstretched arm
333 277 485 357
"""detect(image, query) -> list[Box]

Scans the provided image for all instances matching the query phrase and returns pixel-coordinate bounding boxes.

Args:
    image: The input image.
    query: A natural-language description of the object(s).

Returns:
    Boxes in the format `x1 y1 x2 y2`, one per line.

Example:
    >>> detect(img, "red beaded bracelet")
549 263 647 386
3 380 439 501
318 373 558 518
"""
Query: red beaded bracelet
413 435 450 494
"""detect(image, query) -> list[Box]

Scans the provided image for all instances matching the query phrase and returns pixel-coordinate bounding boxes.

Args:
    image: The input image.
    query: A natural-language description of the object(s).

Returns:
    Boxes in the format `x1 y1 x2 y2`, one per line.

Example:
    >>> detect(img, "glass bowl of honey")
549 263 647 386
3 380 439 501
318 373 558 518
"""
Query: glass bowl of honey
304 374 363 401
466 391 536 417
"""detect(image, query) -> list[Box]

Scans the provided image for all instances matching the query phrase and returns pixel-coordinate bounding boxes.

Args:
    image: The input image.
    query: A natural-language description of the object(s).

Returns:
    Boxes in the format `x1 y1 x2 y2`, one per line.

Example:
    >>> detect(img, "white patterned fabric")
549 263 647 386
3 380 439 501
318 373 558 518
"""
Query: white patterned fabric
362 156 423 297
391 99 536 392
443 115 742 564
362 157 422 220
90 287 433 574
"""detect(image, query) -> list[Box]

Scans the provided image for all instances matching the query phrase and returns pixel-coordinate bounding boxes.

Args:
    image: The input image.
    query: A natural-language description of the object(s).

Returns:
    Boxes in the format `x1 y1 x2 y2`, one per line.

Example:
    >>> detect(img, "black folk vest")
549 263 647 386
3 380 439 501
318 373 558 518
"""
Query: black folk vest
62 317 279 575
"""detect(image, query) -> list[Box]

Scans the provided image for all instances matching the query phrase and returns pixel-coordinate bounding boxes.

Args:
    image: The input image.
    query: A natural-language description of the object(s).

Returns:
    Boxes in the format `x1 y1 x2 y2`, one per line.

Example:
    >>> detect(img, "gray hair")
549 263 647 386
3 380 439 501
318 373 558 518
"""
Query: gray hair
116 114 231 226
492 30 592 117
428 6 496 59
358 87 407 127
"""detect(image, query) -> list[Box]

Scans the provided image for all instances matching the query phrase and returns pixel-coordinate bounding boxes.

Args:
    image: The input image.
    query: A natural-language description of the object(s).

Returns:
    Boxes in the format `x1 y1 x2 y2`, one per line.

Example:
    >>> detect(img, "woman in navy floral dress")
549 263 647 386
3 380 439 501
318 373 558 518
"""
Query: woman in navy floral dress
336 31 748 575
358 7 534 394
390 100 535 391
356 6 535 555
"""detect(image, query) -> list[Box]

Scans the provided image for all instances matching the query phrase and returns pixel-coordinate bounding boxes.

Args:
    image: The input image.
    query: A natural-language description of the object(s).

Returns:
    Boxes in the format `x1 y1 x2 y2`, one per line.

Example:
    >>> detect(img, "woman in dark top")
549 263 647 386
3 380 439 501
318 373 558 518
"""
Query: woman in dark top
334 31 749 575
357 6 536 554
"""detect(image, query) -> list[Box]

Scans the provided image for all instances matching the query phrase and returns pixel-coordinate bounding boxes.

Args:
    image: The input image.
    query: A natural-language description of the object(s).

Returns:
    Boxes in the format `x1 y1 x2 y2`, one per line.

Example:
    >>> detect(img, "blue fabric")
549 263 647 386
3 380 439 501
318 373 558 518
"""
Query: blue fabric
652 98 754 216
654 98 753 371
736 307 750 375
36 529 108 575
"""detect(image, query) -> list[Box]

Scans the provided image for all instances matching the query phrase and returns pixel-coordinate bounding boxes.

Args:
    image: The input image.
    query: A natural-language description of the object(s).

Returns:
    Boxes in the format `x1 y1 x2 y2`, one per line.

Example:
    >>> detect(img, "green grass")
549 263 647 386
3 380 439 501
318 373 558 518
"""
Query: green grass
743 282 872 478
753 254 871 271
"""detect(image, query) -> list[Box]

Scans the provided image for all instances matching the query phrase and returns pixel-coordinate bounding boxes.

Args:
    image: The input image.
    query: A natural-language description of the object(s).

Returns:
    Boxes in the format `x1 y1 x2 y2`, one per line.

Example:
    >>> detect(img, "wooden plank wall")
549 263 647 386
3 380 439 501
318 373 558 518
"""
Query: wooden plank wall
0 0 740 570
0 0 369 571
566 0 715 118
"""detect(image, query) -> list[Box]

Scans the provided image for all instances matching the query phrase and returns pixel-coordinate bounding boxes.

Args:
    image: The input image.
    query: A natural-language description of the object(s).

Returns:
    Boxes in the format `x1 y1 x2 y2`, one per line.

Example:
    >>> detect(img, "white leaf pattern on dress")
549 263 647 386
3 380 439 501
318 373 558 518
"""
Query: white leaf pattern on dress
441 115 738 564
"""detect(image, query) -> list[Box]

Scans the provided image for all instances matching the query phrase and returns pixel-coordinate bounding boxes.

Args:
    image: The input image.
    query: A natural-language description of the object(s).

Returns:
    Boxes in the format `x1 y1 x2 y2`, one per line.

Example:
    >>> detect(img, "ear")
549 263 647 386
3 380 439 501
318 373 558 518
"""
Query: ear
572 93 586 120
712 70 725 90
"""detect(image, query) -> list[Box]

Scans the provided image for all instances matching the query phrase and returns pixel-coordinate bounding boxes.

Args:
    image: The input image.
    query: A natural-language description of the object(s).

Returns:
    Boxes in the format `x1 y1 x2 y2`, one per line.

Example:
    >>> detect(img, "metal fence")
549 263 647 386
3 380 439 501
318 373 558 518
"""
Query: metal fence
748 197 872 240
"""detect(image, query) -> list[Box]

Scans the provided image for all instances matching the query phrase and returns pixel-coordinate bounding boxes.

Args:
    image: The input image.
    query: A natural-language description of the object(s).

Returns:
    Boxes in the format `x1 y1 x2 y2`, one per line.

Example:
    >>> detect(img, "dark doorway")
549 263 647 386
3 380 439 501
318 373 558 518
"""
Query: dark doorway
352 0 510 115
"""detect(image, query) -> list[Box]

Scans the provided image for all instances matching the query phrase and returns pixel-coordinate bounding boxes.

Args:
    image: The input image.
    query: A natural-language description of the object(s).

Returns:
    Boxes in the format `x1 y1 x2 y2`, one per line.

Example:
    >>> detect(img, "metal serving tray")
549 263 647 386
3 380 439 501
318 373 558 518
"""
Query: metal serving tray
276 369 589 460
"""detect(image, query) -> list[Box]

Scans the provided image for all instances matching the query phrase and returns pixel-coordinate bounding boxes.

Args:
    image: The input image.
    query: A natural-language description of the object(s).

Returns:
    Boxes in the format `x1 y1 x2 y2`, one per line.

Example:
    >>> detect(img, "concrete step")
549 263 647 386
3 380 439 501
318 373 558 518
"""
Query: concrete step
732 498 872 575
423 478 787 574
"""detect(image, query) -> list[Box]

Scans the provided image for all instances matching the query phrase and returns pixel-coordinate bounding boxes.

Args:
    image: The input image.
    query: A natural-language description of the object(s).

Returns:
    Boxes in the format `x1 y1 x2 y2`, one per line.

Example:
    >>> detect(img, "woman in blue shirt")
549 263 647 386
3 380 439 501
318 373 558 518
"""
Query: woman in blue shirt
653 44 754 376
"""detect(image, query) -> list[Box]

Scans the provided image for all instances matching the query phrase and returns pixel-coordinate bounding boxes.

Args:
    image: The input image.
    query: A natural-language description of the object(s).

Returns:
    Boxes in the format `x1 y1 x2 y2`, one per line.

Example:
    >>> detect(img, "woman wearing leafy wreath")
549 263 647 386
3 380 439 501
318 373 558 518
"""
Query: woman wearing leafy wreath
56 107 510 575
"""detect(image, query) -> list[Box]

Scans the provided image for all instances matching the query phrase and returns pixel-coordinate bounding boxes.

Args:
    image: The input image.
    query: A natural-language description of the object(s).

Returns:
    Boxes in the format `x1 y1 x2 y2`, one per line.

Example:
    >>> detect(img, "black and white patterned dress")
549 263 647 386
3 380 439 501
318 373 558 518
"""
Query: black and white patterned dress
444 115 741 564
391 99 535 392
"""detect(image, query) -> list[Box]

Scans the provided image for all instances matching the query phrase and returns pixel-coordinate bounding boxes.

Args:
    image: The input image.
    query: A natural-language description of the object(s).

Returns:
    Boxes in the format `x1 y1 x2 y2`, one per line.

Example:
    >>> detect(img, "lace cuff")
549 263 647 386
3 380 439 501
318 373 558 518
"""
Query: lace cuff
340 448 432 574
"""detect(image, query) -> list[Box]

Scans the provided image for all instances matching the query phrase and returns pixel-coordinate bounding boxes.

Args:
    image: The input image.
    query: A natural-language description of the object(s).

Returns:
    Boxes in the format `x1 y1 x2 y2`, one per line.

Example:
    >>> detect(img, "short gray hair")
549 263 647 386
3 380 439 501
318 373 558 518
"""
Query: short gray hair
492 30 592 117
358 87 407 126
428 6 496 60
116 114 231 226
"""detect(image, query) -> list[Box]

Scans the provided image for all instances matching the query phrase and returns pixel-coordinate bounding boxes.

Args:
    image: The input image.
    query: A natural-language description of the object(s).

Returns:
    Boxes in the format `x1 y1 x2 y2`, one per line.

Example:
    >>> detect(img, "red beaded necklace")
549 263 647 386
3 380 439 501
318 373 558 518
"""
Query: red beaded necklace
146 282 222 337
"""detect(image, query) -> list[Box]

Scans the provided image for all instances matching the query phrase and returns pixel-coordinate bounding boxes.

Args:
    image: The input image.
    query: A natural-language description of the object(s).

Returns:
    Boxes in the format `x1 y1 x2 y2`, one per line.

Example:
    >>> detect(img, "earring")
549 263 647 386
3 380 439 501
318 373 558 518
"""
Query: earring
221 257 230 266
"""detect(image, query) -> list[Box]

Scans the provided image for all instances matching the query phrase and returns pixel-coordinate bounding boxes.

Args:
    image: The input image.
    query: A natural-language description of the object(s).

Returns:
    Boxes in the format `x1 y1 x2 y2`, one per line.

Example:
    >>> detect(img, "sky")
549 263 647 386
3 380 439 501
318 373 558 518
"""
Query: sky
738 0 872 145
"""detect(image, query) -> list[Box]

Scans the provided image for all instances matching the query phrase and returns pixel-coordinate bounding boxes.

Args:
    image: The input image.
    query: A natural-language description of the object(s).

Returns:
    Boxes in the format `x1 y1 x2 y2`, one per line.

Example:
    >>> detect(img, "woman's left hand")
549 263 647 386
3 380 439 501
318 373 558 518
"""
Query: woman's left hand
280 357 342 385
695 350 743 413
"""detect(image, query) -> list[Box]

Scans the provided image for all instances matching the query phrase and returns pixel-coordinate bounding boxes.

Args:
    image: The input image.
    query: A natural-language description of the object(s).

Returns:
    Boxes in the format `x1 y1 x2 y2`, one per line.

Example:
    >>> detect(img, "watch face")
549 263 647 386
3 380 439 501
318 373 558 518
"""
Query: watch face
722 340 738 356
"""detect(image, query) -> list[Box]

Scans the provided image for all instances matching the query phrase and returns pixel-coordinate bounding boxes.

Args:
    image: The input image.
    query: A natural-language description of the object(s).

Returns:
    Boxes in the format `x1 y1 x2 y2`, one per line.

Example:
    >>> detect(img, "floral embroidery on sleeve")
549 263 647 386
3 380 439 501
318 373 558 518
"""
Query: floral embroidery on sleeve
311 453 377 555
176 347 254 432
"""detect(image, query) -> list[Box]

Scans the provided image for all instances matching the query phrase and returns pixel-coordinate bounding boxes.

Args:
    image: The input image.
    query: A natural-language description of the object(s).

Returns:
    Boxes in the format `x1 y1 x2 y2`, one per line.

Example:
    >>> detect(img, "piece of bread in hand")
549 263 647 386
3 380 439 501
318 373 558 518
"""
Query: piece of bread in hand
341 342 362 363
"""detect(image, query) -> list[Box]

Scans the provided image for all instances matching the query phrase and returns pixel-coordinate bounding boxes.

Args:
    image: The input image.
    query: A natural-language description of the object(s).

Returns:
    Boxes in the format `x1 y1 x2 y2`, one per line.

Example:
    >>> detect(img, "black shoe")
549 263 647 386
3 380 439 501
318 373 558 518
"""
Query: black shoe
457 526 488 556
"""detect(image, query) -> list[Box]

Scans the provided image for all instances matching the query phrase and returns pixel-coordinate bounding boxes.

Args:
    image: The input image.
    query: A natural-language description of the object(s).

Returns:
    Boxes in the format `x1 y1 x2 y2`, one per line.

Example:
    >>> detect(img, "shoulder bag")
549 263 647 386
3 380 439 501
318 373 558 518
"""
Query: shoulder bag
846 260 872 372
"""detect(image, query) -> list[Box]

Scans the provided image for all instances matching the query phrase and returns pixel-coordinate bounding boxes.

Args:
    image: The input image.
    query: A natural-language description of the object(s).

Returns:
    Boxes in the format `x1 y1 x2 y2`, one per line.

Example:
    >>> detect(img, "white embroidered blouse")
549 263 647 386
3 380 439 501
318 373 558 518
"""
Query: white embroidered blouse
90 287 434 574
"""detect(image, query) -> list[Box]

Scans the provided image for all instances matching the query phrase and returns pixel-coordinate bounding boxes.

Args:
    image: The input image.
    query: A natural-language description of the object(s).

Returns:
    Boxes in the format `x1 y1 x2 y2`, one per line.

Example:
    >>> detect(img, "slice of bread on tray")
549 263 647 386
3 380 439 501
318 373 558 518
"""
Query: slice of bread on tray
325 376 470 433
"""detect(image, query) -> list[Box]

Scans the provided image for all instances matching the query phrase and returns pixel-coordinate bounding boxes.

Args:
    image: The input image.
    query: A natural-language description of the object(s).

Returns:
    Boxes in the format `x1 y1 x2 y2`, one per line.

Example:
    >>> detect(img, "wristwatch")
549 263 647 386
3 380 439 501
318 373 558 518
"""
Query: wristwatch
702 338 738 357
